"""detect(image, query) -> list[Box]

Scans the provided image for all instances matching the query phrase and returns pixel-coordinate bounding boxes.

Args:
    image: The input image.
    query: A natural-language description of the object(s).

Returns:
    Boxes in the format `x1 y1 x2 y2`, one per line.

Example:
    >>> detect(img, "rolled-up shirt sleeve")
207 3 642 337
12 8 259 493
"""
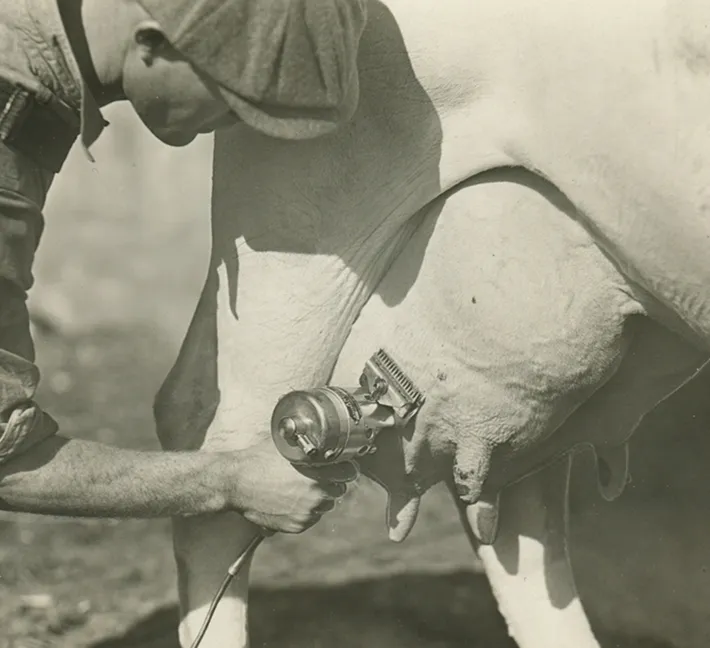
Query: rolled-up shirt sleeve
0 346 58 465
0 143 59 465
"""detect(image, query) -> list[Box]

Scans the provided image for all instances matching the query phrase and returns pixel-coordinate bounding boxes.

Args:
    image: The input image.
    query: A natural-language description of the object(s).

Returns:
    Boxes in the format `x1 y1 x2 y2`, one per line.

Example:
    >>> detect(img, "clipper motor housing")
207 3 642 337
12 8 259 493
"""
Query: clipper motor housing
271 350 425 466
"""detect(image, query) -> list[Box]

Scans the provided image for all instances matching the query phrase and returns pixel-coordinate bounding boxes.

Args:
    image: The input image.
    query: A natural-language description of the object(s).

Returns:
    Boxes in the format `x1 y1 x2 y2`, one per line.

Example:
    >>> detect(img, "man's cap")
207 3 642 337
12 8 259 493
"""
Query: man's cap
137 0 368 139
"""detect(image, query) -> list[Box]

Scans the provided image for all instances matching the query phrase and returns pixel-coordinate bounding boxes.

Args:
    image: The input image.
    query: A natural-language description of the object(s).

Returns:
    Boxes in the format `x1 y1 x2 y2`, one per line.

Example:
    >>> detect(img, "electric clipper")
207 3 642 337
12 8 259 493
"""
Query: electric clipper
271 349 425 466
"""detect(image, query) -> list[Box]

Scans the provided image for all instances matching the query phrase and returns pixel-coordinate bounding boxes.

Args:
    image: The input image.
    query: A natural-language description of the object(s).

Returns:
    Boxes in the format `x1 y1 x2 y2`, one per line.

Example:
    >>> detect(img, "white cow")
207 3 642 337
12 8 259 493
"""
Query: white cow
154 1 710 646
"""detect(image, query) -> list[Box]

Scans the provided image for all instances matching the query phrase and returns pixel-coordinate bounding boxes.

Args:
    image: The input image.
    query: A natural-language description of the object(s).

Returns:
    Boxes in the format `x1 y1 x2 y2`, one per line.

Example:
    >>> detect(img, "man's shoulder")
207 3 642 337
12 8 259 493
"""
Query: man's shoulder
0 5 50 97
0 3 83 173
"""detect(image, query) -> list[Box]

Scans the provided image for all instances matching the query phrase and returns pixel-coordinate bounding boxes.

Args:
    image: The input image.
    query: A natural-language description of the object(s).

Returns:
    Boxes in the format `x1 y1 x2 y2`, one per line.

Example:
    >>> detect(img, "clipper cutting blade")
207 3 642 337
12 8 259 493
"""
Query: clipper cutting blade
362 349 425 423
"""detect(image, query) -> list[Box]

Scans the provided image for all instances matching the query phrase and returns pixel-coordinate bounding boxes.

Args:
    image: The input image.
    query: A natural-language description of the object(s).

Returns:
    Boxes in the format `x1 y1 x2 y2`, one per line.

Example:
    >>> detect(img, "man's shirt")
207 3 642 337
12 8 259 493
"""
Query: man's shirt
0 0 106 464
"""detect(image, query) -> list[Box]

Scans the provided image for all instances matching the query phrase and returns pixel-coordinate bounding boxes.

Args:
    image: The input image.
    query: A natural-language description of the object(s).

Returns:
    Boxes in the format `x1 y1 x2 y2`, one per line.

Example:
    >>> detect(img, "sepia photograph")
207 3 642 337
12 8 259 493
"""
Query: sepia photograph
0 1 709 646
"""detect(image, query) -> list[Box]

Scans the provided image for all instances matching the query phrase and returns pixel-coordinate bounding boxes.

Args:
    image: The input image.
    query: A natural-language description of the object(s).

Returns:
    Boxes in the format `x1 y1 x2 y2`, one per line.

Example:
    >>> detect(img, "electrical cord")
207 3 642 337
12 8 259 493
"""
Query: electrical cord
189 534 265 648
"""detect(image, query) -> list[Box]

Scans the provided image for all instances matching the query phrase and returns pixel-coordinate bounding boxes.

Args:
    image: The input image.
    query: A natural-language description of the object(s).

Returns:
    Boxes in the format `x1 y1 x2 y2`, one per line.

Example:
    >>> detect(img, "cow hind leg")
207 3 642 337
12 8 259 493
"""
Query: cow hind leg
153 277 263 648
173 513 259 648
450 457 601 648
450 317 706 648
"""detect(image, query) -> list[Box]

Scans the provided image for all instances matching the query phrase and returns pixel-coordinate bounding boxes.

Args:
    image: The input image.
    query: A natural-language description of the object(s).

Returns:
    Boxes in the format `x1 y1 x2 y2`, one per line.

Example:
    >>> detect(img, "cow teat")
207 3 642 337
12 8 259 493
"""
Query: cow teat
358 429 422 542
594 443 630 501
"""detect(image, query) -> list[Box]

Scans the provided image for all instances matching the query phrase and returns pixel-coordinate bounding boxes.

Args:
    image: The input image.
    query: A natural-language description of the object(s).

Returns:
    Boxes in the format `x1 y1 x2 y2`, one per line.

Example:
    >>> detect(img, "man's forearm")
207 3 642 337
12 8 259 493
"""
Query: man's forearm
0 435 233 518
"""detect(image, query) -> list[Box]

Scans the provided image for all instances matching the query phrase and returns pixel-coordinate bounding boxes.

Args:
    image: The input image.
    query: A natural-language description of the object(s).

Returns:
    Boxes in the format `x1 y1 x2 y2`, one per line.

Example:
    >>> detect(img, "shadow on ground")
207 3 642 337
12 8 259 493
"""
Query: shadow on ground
90 572 674 648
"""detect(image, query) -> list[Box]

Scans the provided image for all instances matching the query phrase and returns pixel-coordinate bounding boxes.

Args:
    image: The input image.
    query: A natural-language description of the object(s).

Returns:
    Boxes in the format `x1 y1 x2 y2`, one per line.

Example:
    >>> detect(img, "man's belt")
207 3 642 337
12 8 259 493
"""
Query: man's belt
0 79 80 174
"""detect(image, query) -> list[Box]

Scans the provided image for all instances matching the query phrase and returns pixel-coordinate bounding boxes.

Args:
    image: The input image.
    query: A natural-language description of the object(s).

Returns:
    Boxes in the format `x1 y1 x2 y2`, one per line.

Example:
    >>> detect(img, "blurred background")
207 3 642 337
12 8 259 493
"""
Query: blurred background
30 104 213 345
1 104 709 648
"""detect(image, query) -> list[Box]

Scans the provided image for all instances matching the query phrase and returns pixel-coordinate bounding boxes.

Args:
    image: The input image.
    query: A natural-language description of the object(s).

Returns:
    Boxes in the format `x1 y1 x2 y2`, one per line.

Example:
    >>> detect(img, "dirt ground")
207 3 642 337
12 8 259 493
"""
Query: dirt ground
0 321 709 648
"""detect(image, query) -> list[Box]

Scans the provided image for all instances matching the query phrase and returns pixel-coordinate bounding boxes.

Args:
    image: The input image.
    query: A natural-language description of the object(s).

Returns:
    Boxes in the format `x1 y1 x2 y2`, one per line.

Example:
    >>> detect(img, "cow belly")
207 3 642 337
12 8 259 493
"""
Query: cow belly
332 168 644 511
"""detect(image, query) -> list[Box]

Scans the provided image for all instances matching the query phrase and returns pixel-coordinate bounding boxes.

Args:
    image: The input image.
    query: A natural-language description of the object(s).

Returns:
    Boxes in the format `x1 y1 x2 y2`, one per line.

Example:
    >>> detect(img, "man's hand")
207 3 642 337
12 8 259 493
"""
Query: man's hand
228 439 358 534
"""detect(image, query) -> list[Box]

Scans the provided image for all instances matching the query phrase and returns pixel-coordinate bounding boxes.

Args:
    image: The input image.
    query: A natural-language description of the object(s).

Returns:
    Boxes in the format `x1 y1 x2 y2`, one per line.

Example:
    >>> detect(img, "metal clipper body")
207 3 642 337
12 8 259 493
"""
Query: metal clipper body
271 350 425 466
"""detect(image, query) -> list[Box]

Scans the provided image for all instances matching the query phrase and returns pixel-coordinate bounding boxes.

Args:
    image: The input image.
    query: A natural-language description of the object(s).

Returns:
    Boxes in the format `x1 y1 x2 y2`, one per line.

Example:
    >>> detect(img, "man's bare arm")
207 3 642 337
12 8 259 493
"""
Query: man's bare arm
0 435 356 531
0 435 235 518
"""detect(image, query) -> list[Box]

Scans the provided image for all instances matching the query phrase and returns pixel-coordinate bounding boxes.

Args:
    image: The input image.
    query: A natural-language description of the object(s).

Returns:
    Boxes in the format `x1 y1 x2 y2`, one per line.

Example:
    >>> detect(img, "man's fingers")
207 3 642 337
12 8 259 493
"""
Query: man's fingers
314 499 336 514
301 461 360 483
318 481 347 499
331 461 360 483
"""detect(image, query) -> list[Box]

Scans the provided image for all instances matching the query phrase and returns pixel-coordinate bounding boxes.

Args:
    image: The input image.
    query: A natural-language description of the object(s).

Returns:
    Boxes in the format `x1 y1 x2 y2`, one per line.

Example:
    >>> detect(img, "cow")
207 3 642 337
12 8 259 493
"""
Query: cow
153 1 710 646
